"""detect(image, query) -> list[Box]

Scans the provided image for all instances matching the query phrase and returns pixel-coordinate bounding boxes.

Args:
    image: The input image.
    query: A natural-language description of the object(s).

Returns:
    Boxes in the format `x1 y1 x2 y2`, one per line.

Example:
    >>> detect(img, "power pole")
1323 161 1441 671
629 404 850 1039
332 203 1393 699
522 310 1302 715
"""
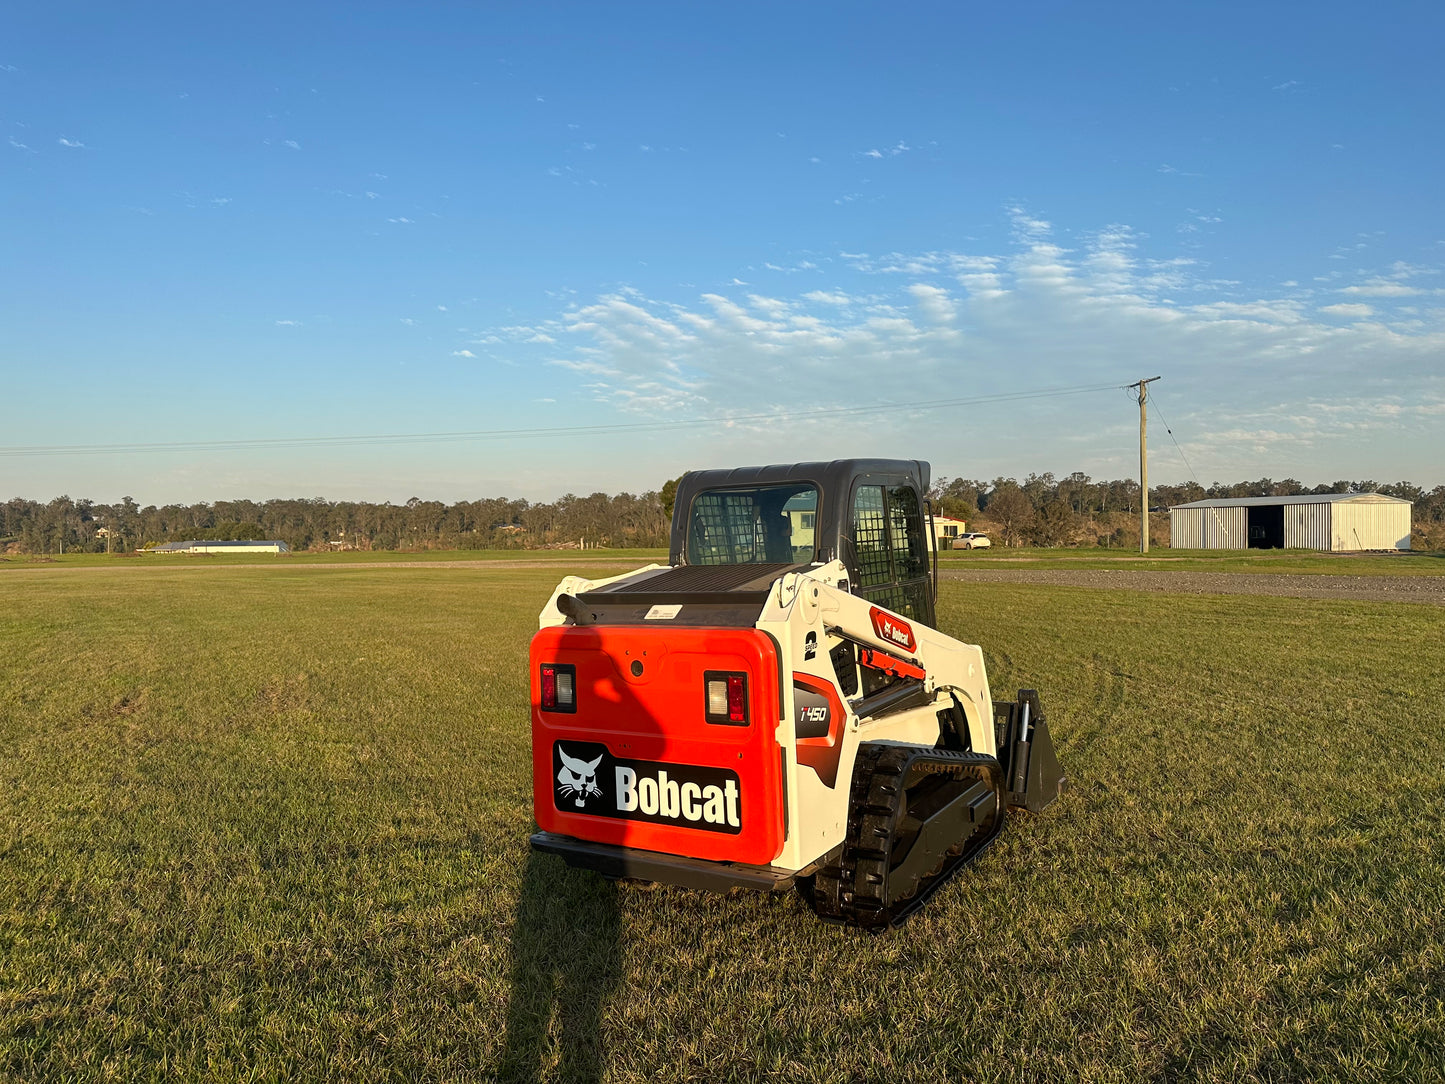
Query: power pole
1128 376 1161 554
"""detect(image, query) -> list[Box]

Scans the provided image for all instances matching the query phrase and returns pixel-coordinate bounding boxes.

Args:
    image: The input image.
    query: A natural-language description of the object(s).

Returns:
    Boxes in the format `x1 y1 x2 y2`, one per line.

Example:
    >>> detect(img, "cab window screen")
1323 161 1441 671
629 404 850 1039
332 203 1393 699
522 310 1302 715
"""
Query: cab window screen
887 484 928 579
852 482 928 620
687 484 818 565
852 485 890 588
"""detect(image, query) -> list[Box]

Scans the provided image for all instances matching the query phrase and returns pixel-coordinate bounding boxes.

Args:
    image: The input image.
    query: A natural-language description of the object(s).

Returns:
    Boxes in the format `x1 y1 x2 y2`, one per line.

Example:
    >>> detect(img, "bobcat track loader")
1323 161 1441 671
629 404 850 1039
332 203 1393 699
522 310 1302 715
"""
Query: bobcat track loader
528 459 1064 928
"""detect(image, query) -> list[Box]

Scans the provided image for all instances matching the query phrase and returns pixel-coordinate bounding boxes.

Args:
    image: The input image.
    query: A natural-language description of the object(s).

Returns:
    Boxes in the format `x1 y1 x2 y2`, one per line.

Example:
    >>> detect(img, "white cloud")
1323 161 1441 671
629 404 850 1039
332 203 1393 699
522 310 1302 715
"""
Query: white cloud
1340 280 1420 297
275 319 302 326
482 213 1443 478
908 283 956 323
283 139 300 150
451 349 476 358
1008 206 1051 242
388 217 413 224
58 137 85 148
1385 261 1433 280
863 149 883 159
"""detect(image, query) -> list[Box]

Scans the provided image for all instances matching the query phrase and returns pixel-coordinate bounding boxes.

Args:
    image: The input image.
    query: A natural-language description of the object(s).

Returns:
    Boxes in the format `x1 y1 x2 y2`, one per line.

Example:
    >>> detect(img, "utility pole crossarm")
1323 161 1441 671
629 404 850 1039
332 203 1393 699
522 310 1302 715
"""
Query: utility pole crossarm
1127 377 1162 554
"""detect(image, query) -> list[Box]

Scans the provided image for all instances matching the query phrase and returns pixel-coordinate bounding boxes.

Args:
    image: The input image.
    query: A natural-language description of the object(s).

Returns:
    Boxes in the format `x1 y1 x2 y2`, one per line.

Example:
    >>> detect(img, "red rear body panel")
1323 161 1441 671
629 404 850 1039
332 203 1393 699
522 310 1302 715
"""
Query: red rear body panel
530 625 784 865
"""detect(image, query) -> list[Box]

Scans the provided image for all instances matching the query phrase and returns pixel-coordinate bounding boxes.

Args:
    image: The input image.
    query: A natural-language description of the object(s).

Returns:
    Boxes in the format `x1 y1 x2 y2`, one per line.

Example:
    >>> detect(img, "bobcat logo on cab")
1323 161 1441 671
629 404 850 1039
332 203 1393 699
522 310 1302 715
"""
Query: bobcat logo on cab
556 746 603 807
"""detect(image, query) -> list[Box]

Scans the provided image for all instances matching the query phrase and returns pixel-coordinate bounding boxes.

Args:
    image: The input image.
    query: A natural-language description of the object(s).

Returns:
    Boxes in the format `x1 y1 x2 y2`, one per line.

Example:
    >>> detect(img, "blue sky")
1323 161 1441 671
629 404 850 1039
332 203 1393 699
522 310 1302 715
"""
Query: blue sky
3 1 1442 503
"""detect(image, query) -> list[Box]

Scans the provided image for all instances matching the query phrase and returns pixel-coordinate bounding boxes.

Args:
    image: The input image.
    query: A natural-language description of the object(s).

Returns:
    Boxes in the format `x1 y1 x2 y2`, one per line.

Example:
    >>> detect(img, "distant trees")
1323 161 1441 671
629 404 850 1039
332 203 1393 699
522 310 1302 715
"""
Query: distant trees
0 490 671 554
660 477 682 521
3 473 1442 555
983 482 1035 547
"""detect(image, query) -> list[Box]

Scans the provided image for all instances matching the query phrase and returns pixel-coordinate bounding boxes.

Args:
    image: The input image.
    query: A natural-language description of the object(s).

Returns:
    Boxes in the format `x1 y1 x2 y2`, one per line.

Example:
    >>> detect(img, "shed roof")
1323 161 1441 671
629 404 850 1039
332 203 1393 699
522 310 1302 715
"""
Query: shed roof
1171 493 1411 509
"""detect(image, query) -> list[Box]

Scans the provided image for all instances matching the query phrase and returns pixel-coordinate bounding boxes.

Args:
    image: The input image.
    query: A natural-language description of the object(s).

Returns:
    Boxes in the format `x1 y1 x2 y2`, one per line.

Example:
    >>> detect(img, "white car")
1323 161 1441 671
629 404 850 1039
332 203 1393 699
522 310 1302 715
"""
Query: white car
954 533 992 550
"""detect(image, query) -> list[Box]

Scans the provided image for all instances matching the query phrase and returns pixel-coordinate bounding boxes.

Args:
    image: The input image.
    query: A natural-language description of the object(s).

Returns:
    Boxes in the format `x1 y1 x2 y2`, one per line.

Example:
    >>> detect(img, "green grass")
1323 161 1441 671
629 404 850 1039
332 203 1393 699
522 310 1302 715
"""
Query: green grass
2 564 1442 1081
941 545 1445 576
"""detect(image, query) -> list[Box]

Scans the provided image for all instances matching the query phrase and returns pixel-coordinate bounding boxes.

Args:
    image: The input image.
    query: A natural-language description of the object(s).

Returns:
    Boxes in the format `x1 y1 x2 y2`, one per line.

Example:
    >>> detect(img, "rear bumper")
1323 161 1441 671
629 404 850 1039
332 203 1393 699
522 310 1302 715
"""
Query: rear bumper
529 831 798 894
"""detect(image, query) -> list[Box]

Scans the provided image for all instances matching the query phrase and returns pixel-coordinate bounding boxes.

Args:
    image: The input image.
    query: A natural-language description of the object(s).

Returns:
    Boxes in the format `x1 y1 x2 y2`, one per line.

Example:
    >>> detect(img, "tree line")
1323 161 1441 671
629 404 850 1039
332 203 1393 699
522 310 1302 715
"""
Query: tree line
2 473 1441 554
0 492 670 555
931 474 1445 548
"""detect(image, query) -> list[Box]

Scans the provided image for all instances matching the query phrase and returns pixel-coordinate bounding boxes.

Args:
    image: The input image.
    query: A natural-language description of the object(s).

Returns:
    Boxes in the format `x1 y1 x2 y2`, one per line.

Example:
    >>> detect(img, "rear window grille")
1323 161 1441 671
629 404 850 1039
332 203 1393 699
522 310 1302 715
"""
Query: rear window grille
690 493 768 564
687 484 818 565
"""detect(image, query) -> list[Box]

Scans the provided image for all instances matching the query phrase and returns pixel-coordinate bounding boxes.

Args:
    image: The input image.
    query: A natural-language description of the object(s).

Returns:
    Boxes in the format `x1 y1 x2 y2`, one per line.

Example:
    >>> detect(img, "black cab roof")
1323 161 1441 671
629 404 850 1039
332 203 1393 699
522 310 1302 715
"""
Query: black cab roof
667 458 931 568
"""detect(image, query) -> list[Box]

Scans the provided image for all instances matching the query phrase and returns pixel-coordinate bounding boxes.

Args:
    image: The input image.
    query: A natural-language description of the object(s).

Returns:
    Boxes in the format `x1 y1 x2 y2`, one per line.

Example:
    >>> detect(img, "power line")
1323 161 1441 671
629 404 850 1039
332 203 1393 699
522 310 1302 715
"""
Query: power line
1149 398 1207 490
0 380 1123 458
1151 396 1233 546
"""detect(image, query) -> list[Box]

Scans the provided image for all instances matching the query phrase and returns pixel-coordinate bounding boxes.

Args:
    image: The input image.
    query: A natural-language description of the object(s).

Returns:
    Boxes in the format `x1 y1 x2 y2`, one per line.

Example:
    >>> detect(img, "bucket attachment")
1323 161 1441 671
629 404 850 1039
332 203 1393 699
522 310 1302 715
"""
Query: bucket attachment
993 689 1066 812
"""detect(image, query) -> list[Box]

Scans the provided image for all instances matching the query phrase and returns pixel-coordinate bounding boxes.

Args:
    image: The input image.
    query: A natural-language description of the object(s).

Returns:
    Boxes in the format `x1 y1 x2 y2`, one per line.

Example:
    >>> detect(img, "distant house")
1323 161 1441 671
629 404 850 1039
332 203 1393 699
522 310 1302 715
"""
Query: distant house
150 540 291 554
930 515 969 547
786 507 818 551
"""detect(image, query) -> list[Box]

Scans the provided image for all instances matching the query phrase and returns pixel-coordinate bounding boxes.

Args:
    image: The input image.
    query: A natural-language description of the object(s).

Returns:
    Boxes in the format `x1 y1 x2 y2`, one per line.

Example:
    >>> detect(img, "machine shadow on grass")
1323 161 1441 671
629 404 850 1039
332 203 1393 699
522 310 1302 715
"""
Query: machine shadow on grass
497 849 622 1084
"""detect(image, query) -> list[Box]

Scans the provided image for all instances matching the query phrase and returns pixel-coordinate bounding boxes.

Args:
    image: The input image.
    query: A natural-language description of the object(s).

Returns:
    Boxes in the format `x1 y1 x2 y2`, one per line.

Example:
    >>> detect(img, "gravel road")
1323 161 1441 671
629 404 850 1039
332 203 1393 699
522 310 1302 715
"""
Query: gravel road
940 568 1445 605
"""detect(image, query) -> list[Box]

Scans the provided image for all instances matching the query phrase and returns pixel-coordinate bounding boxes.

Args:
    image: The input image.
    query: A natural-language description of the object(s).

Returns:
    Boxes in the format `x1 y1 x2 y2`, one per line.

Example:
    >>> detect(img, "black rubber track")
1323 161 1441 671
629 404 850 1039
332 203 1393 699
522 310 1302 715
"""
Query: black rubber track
808 744 1006 930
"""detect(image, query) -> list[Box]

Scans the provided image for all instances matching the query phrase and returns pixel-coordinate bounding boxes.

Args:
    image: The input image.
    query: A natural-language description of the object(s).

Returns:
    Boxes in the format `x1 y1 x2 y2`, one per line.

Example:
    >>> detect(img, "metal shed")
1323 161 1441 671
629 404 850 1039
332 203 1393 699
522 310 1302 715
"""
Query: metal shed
1169 493 1411 551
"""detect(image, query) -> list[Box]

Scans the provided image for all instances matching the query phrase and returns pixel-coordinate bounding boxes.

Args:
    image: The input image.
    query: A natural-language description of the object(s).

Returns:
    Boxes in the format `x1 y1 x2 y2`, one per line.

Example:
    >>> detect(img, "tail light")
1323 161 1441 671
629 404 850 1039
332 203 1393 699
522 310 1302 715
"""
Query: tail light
704 671 748 725
539 663 576 713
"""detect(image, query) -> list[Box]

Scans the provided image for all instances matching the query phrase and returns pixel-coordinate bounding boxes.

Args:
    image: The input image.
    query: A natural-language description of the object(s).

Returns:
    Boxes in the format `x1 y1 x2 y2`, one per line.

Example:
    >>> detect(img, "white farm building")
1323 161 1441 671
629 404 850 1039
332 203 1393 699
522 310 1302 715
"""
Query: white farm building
150 540 291 554
1169 493 1411 551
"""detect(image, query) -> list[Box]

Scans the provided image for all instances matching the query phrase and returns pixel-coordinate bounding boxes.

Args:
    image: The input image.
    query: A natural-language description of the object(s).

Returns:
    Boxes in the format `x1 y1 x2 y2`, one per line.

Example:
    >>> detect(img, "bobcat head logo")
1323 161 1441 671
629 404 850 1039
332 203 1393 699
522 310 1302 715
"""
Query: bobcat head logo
557 746 604 807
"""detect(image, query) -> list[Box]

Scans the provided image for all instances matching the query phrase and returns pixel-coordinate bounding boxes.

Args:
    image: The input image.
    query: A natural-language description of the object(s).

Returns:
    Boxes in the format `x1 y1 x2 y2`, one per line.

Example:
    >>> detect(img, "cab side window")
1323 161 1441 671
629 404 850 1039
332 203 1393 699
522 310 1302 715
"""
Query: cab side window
851 485 890 588
851 482 930 623
887 484 928 580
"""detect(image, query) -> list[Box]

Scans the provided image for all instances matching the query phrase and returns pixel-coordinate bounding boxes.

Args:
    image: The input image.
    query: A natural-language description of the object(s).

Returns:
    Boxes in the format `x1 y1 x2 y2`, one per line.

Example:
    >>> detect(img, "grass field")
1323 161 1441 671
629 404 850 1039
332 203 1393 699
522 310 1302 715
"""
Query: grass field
2 562 1443 1082
7 544 1442 577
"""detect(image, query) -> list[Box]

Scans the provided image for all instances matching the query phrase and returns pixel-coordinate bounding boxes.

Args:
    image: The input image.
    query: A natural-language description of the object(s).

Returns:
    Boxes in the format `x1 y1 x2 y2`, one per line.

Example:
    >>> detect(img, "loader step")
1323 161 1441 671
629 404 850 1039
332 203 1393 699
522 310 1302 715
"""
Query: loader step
806 744 1005 930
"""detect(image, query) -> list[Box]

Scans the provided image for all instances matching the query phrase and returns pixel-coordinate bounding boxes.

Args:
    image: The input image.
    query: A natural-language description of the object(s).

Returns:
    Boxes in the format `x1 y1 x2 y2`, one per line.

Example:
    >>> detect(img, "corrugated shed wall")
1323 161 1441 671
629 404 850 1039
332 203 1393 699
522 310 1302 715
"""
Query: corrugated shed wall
1283 502 1332 550
1169 506 1246 549
1331 499 1412 550
1168 508 1195 548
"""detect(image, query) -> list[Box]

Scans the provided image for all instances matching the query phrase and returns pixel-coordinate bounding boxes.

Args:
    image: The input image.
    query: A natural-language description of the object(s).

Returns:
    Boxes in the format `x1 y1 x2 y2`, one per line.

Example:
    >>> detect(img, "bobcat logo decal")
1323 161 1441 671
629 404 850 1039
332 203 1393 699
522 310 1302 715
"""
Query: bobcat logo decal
556 745 604 807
